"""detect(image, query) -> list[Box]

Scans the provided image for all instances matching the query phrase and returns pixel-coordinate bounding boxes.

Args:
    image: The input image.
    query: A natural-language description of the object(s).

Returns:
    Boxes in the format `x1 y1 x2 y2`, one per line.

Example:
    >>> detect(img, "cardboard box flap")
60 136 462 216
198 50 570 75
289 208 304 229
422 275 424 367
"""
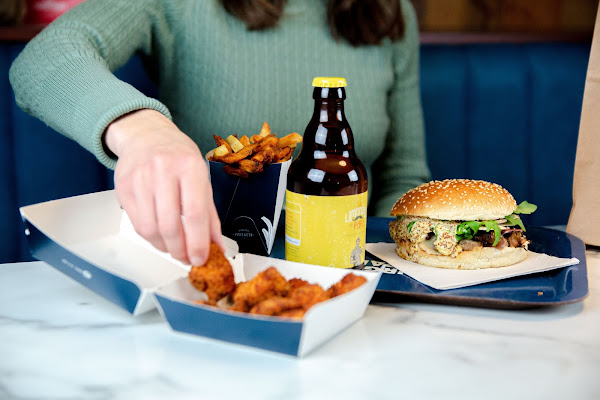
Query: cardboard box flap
20 190 236 315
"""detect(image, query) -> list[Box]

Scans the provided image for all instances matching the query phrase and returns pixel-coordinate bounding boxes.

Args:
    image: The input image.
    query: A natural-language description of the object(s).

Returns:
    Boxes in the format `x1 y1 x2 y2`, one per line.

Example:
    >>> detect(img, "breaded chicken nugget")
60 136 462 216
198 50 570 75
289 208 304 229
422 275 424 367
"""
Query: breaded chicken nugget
249 296 298 316
277 308 306 319
327 273 367 298
289 283 330 310
231 267 289 312
188 243 235 302
250 281 330 317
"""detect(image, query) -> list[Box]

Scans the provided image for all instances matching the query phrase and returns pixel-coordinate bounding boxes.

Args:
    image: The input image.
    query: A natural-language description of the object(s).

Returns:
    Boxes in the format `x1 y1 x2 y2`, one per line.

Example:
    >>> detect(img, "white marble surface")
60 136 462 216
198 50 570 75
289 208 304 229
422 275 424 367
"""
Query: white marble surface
1 250 599 400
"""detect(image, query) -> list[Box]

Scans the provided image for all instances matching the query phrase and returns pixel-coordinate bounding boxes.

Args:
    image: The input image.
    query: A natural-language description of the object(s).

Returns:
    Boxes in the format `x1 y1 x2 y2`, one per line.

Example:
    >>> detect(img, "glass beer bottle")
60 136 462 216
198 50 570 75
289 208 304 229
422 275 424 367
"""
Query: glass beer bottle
285 77 368 268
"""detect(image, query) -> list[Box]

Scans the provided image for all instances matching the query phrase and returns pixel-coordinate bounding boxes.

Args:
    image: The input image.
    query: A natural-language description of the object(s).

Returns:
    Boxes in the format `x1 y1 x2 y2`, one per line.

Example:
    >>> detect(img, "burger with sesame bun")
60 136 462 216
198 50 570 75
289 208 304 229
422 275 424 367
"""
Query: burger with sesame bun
389 179 537 270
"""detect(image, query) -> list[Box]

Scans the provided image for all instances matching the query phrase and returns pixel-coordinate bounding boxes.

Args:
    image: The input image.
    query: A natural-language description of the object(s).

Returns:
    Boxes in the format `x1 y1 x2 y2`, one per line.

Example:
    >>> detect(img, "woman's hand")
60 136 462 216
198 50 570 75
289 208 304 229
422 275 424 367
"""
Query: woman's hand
104 109 223 265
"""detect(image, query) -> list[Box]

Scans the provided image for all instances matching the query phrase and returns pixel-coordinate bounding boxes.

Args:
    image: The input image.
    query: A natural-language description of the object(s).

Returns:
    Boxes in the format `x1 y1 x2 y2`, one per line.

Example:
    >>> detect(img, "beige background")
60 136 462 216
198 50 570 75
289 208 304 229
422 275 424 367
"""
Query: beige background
411 0 597 33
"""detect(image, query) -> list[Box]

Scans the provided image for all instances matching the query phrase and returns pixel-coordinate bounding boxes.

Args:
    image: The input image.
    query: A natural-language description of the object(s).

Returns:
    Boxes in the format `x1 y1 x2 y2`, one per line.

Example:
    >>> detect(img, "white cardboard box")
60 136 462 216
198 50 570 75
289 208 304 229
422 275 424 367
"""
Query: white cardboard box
20 190 380 356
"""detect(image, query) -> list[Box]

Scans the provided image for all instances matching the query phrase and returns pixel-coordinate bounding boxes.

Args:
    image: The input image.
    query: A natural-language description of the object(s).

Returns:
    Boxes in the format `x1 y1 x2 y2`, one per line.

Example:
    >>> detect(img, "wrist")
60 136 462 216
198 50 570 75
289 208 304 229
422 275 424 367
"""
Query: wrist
104 109 169 156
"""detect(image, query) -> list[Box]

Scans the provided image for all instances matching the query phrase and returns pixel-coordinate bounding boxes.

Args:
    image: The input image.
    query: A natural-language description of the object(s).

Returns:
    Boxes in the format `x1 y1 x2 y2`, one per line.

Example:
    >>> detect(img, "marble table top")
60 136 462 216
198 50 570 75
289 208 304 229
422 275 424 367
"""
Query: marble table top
1 249 599 400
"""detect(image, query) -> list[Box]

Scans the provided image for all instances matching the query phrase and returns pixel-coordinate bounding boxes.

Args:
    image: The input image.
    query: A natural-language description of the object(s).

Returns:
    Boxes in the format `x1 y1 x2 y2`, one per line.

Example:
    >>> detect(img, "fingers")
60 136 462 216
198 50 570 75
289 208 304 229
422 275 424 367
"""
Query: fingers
180 161 215 266
154 171 189 264
115 167 168 253
111 123 221 265
207 186 225 251
133 185 168 253
115 155 219 266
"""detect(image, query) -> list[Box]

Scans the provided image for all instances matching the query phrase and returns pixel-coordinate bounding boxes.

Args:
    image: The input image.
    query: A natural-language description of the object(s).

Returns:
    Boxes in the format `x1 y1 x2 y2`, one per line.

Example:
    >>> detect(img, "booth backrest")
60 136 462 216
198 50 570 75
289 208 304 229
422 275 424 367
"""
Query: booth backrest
420 43 589 227
0 41 590 263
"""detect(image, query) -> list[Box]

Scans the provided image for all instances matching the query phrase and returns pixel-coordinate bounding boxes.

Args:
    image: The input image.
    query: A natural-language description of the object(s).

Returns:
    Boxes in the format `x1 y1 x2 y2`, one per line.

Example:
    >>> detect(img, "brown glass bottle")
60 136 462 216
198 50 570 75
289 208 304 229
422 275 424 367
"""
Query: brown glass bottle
285 77 368 269
287 85 367 196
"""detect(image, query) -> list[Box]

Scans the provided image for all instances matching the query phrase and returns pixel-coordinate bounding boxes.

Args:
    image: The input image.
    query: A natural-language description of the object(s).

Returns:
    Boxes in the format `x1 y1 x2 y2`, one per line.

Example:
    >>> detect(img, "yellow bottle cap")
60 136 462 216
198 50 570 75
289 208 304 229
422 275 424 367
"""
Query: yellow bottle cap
312 77 347 88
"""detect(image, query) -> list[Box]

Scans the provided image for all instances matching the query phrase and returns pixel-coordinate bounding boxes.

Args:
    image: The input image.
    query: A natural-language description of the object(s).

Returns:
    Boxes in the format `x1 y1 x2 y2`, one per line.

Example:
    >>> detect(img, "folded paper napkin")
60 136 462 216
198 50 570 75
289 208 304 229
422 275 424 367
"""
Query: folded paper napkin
365 243 579 290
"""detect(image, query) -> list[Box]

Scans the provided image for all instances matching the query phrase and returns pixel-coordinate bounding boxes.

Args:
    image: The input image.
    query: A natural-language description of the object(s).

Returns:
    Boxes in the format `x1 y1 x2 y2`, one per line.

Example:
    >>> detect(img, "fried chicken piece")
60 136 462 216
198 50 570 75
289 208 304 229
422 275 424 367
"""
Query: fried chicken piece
195 299 217 306
288 278 310 290
277 308 306 319
327 273 367 298
249 296 299 316
231 266 290 312
188 243 235 302
289 283 330 310
250 282 330 317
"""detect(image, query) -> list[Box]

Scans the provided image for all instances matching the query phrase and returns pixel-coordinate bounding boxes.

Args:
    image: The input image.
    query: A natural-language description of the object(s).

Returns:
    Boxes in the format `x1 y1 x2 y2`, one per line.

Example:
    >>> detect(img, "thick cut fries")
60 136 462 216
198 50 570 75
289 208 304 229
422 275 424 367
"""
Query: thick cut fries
238 159 264 173
225 135 244 153
259 121 271 137
214 135 232 154
252 147 275 164
222 164 248 178
257 135 278 151
239 135 251 146
219 143 258 164
211 122 302 178
213 144 230 158
277 132 302 149
273 146 293 163
250 134 263 144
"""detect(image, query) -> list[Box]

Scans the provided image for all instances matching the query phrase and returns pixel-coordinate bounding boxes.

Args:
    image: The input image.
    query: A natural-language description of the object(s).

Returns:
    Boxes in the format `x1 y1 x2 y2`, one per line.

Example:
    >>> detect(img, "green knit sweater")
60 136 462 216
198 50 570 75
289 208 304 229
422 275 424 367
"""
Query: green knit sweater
9 0 430 216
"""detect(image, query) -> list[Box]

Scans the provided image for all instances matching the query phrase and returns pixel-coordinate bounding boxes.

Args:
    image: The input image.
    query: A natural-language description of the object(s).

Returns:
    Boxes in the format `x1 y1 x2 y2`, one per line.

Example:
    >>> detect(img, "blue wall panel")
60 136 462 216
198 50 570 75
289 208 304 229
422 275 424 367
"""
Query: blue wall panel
420 46 469 180
465 45 530 203
0 45 20 263
9 95 107 207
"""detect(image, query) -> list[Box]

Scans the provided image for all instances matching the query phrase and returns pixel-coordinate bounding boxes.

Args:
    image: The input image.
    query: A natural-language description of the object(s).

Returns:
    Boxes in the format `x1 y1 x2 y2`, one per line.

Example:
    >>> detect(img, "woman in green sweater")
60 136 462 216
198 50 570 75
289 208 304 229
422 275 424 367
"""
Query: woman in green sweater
10 0 430 266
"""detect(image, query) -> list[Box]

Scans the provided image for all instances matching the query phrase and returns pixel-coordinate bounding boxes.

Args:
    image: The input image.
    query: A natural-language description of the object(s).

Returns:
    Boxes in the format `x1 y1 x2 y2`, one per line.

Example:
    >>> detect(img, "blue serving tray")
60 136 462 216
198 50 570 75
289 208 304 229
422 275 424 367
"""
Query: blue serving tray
271 215 588 309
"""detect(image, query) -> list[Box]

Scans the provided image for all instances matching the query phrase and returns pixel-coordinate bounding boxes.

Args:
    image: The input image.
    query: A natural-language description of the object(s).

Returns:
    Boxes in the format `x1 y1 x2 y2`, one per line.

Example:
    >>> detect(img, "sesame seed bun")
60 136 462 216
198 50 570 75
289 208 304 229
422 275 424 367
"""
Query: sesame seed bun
390 179 517 221
394 239 528 270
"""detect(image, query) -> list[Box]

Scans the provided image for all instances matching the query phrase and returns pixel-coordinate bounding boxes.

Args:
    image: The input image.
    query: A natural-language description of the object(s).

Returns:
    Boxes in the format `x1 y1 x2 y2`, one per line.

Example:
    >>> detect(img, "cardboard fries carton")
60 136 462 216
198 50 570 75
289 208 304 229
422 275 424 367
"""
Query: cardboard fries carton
208 154 291 256
19 190 381 357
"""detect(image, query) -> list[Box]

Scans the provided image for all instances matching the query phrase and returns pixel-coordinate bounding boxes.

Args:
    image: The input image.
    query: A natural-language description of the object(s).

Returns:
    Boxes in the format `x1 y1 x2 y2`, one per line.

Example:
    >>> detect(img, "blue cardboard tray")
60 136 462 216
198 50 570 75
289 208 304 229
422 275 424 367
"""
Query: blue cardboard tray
271 216 588 309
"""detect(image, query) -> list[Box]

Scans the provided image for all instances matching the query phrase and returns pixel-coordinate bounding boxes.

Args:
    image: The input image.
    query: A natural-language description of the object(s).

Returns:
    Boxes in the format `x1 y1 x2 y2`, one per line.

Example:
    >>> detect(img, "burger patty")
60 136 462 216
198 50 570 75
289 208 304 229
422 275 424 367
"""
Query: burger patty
474 230 528 249
389 218 529 259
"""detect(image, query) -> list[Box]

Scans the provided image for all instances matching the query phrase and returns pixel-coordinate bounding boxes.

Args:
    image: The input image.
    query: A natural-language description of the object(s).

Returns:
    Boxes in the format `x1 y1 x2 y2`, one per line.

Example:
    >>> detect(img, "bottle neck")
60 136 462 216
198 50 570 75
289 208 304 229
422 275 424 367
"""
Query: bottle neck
311 86 347 123
312 99 346 123
301 87 354 154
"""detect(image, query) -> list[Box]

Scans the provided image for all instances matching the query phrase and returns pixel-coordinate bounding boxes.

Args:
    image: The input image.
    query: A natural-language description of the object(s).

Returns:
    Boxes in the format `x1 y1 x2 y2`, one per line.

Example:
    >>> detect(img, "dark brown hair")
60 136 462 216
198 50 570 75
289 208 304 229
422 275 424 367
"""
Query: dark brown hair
220 0 405 46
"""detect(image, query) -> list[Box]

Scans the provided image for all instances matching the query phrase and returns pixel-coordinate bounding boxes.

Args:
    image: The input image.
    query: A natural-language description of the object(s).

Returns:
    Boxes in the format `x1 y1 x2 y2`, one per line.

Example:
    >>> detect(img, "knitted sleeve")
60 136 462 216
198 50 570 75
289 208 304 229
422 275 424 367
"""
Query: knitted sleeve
9 0 174 169
370 0 431 216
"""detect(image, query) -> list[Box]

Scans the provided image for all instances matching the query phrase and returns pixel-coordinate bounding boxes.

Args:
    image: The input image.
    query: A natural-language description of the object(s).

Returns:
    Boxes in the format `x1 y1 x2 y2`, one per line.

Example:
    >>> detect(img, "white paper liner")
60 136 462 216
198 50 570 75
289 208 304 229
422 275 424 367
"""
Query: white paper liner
366 242 579 290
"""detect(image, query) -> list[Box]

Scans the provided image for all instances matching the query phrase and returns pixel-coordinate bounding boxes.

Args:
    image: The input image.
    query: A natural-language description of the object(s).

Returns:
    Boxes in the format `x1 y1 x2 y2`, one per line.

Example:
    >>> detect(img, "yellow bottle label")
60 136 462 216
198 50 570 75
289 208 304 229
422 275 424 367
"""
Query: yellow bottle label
285 190 368 269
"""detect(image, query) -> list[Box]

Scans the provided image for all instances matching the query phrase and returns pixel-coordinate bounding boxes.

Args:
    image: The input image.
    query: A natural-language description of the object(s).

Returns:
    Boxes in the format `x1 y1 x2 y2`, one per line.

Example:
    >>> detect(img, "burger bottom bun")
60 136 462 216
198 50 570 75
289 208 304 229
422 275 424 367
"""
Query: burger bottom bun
394 243 528 270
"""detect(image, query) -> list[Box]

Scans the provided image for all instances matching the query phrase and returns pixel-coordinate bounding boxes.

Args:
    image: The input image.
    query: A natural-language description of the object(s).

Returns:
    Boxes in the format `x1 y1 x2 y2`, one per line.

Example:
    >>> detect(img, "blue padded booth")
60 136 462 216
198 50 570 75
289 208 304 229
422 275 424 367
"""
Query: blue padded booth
0 41 590 263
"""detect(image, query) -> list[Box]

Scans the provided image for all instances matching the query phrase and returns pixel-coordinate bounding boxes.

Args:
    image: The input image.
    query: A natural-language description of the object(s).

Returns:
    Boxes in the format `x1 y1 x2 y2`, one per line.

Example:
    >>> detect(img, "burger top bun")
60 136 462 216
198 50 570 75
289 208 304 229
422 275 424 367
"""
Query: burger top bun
390 179 517 221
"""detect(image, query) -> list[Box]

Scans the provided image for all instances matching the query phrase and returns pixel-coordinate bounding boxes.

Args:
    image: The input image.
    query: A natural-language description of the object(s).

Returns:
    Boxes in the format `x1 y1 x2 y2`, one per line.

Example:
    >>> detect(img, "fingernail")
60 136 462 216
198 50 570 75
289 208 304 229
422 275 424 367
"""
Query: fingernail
191 257 205 266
